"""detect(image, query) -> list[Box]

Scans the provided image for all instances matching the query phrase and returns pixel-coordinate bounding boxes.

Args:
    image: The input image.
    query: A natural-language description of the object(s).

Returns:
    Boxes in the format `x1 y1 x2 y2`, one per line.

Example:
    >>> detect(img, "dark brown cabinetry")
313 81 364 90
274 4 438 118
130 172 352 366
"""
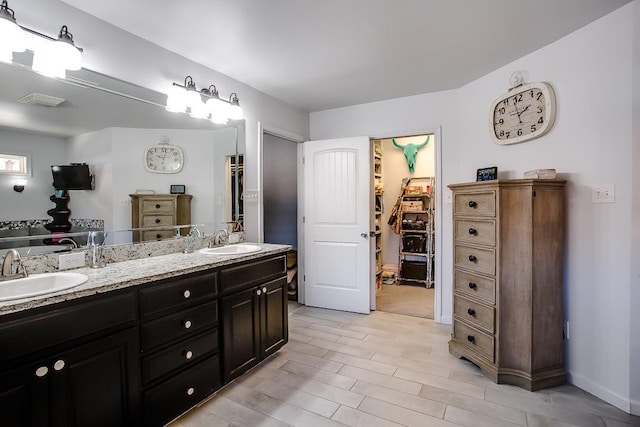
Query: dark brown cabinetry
220 256 288 383
0 292 140 427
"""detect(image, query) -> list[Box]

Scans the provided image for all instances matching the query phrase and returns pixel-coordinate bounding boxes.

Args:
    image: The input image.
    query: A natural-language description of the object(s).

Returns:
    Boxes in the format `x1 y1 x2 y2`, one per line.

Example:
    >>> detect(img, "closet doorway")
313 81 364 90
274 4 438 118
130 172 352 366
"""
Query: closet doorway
374 133 435 319
262 131 300 301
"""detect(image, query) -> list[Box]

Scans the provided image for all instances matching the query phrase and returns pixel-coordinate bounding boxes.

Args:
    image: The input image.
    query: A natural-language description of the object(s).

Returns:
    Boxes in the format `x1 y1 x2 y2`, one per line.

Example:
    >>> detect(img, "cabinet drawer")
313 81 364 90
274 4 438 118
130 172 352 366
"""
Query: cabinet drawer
454 270 496 304
454 295 495 333
140 271 217 319
142 354 220 427
454 191 495 217
455 244 495 276
454 219 495 246
220 255 286 294
141 199 175 213
453 321 494 362
141 301 218 351
0 291 136 363
142 230 175 241
141 215 175 227
142 329 218 386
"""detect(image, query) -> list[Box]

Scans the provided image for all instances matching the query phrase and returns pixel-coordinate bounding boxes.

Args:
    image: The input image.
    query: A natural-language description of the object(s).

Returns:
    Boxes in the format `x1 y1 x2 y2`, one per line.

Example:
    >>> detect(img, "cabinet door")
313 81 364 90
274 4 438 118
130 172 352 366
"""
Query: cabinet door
50 328 140 427
221 287 260 383
0 362 49 427
260 277 288 359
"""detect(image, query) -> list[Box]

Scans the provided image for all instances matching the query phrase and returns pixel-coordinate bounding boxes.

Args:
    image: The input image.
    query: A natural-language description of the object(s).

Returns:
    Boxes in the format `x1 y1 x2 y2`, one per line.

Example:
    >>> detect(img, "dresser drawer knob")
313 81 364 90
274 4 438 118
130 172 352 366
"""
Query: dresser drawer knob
156 234 162 239
467 308 476 316
468 282 477 289
155 218 161 224
186 387 195 396
35 366 49 377
468 255 477 262
53 360 65 371
184 350 193 360
155 203 161 209
467 335 476 343
468 201 477 208
183 289 191 299
468 228 477 235
183 320 192 329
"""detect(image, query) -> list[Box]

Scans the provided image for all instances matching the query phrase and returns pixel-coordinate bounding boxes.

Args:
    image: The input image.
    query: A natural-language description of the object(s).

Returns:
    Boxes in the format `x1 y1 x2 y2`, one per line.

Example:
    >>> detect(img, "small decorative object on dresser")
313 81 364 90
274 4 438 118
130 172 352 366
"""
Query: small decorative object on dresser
476 166 498 182
170 184 186 194
448 178 566 391
490 74 557 145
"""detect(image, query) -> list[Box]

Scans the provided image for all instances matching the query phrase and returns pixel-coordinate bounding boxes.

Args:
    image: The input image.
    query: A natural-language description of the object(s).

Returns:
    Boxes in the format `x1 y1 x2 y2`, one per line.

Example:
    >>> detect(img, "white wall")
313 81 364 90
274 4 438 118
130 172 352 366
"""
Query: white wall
0 129 68 220
311 3 636 414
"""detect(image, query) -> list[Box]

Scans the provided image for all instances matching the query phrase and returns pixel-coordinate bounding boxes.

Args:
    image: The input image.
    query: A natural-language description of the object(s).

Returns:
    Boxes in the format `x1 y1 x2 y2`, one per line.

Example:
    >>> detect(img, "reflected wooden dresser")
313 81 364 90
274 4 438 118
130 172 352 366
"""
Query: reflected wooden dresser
448 179 566 391
130 194 192 242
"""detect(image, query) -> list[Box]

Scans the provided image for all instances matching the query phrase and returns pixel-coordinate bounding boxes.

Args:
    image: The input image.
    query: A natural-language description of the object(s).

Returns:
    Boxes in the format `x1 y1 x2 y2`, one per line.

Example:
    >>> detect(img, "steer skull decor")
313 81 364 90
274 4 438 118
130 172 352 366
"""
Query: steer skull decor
392 136 430 173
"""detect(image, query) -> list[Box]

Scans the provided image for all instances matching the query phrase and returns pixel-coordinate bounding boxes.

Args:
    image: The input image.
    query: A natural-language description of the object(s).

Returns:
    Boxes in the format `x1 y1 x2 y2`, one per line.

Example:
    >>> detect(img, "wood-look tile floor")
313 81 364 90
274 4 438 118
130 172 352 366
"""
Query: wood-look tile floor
169 303 640 427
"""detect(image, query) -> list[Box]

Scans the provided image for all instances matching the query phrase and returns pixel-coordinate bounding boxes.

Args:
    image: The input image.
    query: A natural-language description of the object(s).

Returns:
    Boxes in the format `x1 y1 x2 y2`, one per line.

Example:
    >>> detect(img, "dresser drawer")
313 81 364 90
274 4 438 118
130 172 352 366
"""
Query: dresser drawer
454 295 495 333
142 328 219 385
142 214 175 227
142 354 220 427
141 198 176 213
454 219 496 246
454 191 496 217
141 301 218 351
454 270 496 304
454 320 494 362
455 244 496 276
140 271 217 319
142 230 175 241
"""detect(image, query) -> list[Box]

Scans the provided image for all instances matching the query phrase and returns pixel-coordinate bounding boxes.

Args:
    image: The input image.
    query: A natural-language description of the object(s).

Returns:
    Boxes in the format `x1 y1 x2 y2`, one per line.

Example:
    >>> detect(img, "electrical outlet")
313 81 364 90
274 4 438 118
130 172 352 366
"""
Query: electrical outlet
592 184 615 203
59 252 85 270
119 198 130 207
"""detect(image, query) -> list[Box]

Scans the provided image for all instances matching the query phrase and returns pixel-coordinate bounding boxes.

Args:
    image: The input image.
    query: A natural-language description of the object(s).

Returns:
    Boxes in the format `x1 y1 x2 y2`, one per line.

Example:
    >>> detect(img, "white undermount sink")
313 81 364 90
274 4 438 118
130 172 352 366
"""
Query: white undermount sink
199 244 262 256
0 272 89 302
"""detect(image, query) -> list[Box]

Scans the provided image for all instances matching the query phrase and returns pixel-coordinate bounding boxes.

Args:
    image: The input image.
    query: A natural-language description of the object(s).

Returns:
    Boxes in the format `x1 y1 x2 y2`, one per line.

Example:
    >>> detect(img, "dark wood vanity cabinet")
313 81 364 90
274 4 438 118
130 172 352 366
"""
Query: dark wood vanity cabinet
0 292 140 427
220 255 288 383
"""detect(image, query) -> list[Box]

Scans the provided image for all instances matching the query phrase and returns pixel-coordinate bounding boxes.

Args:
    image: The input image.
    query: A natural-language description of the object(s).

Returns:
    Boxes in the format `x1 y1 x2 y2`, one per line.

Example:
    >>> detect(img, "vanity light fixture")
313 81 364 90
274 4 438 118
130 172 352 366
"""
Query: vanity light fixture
0 0 82 78
166 76 243 123
13 177 26 192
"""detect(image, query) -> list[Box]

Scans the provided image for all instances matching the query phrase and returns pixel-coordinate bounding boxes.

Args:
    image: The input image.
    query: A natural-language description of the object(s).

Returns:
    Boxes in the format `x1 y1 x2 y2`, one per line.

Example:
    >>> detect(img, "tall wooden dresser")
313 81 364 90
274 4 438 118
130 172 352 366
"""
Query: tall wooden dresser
130 194 192 242
448 179 566 391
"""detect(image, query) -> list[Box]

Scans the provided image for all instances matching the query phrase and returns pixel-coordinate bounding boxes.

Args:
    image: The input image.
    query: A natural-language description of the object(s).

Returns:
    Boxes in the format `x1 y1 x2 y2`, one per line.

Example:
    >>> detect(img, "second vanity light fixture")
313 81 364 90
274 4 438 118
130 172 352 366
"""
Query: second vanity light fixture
0 0 82 78
166 76 243 124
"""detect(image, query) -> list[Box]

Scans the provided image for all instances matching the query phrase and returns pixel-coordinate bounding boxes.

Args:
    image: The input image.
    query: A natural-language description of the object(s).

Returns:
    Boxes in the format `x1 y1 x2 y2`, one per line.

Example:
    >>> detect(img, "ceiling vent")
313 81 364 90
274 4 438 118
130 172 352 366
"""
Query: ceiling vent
17 93 66 107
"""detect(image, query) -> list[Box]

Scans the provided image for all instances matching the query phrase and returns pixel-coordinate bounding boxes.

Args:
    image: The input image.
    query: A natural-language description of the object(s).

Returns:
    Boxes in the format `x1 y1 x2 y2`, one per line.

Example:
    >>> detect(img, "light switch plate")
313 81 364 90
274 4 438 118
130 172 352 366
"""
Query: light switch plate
59 252 85 270
592 184 615 203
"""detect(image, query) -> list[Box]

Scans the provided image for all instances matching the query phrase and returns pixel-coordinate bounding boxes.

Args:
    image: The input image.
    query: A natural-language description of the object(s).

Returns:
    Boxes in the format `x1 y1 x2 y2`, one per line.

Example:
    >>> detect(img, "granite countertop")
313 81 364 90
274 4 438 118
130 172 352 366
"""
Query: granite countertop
0 243 290 316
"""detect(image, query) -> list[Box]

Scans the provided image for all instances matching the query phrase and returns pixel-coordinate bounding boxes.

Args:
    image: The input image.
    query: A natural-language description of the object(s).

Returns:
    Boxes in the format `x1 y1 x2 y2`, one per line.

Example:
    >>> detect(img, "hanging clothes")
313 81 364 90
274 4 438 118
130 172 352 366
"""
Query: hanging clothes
387 177 410 234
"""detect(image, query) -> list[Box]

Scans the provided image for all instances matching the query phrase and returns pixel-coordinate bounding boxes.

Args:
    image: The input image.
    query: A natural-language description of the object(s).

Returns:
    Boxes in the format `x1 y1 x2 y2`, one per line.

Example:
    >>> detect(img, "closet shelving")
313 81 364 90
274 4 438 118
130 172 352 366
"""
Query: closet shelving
397 176 435 288
373 140 384 289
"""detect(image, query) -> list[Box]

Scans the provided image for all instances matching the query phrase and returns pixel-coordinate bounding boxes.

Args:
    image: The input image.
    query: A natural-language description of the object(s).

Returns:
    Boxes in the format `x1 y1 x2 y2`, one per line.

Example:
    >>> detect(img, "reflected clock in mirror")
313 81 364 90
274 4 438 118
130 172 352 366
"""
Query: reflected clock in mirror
144 142 184 173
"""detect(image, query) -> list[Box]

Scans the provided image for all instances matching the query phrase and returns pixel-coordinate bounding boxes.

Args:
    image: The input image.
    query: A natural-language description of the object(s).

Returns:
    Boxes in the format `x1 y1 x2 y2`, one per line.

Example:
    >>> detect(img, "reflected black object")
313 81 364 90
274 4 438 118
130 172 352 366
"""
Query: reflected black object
51 164 93 190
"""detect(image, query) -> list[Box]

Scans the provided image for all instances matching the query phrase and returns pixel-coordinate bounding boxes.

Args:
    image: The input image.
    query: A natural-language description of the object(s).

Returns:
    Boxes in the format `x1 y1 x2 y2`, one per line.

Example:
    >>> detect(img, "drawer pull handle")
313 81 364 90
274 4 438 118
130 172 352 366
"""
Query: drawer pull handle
468 255 477 262
156 234 162 239
35 366 49 377
183 320 192 329
468 201 477 208
155 218 161 224
467 308 476 316
155 203 161 209
467 335 476 343
468 228 477 235
184 350 193 360
262 287 267 293
186 387 195 396
183 290 191 299
257 289 262 296
53 360 65 371
468 282 477 289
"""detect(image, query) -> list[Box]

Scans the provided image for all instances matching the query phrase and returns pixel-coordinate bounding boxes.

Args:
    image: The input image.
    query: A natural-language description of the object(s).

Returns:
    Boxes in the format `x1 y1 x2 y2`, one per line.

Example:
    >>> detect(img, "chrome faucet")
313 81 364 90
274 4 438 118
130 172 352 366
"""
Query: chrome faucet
57 237 79 249
210 229 229 247
1 249 28 281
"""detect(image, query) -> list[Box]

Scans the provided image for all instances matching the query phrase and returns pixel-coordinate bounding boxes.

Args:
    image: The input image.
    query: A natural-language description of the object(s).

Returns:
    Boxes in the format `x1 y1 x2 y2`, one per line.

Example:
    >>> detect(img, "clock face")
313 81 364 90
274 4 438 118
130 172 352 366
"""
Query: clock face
144 144 184 173
490 82 556 145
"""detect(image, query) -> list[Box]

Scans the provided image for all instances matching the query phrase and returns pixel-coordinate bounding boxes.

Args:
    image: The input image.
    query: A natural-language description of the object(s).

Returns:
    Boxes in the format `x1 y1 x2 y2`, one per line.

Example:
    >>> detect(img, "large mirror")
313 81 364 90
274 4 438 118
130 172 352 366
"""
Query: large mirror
0 59 245 255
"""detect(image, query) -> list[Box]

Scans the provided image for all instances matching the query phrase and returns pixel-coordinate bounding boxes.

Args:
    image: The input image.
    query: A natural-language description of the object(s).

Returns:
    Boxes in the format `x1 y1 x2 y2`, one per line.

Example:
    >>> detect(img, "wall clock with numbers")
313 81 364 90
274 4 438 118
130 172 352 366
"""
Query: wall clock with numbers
490 81 557 145
144 141 184 173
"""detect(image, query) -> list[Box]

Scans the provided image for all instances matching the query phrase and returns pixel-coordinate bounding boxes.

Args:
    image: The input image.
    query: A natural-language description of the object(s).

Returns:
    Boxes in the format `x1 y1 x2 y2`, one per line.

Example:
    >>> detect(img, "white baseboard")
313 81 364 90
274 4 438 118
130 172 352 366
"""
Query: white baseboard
567 371 633 414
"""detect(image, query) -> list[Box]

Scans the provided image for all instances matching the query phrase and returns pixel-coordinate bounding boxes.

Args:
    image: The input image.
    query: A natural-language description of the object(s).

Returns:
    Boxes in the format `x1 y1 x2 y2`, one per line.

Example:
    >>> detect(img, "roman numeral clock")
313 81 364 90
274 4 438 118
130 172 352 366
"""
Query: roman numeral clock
490 80 557 145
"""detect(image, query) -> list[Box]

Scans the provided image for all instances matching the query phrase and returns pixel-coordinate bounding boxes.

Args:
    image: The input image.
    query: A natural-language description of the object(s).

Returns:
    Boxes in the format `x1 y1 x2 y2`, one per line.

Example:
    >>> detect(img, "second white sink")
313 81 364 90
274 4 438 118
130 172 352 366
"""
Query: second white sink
199 244 262 256
0 272 89 302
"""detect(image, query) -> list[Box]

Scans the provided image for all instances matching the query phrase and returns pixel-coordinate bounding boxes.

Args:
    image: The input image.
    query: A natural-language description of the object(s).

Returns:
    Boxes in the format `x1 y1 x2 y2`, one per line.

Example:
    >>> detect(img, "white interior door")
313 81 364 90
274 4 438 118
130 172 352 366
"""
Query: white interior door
303 136 371 314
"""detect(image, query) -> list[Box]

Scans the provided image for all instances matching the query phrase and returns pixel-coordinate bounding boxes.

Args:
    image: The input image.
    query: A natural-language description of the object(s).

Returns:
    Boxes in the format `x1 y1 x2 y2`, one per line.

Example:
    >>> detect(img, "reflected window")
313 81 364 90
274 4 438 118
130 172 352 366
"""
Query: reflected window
0 153 29 175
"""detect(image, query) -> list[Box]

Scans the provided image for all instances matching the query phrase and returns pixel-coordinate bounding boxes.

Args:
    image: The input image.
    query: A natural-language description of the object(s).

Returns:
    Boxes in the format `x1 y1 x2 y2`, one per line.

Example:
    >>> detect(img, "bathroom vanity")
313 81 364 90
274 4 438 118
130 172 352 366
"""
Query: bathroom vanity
0 244 289 426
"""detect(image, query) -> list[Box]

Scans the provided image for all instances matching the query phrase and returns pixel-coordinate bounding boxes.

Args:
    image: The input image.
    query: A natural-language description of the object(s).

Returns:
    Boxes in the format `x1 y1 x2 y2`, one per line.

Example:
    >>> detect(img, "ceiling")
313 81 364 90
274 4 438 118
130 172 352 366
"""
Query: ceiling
54 0 635 112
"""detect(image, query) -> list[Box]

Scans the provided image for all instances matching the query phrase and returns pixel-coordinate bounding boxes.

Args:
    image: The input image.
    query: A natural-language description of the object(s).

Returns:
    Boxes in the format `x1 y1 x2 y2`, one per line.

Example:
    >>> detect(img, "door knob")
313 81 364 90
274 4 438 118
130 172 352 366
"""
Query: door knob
361 232 369 239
